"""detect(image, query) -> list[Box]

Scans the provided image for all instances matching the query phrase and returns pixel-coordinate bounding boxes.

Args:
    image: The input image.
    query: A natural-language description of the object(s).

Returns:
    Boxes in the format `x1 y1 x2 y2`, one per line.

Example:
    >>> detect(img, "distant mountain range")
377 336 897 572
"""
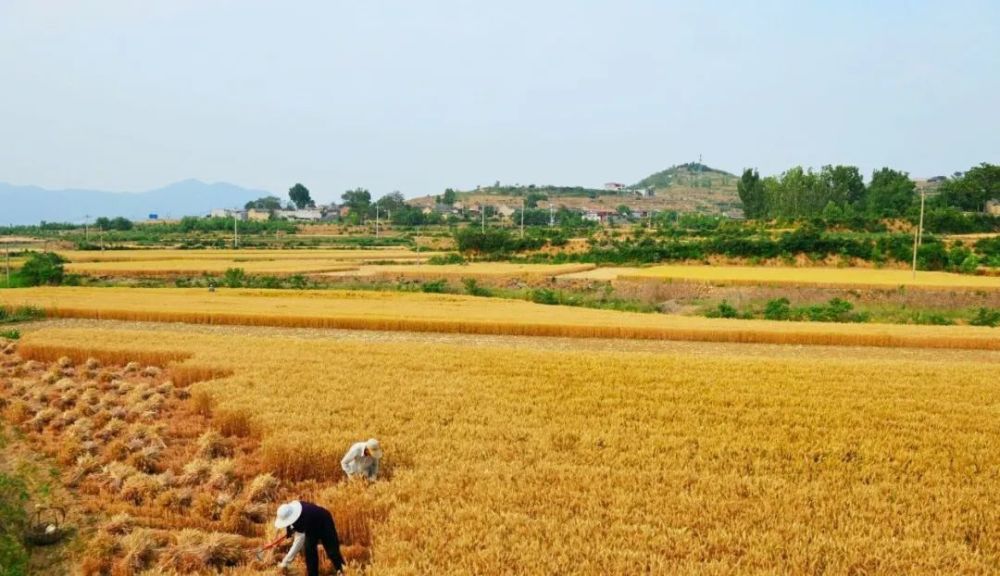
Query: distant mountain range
0 179 271 225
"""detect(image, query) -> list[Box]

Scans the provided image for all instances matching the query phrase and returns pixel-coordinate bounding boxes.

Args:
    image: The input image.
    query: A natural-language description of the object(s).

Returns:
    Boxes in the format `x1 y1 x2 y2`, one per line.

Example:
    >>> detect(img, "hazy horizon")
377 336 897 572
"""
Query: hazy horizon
1 0 997 203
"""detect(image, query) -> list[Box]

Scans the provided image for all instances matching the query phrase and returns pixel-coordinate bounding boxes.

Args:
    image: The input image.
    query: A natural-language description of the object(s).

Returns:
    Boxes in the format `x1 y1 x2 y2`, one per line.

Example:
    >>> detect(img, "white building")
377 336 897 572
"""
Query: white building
210 208 246 220
276 209 323 222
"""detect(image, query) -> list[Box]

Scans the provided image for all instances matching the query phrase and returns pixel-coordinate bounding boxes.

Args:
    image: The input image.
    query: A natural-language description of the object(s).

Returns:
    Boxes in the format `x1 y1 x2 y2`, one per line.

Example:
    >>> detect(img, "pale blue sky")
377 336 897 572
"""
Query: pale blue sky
1 0 997 203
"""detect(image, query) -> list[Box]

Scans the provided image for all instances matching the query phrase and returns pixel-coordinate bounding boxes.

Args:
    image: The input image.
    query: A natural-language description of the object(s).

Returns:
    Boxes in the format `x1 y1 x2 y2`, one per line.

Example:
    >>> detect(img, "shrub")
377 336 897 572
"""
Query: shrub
969 308 1000 328
913 312 954 326
0 329 19 340
18 252 66 286
531 288 560 305
764 298 791 321
427 253 466 265
708 301 739 319
461 278 491 297
222 268 246 288
421 279 448 294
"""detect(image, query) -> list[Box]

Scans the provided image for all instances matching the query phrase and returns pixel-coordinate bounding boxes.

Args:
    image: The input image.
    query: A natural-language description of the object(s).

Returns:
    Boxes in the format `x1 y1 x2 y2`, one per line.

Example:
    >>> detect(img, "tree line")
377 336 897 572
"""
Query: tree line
737 162 999 226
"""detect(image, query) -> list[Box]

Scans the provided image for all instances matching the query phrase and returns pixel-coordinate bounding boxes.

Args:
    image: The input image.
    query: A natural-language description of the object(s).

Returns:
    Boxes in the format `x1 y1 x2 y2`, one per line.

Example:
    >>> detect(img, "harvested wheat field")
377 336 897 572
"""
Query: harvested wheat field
621 264 1000 289
4 324 1000 574
1 287 998 350
56 248 439 263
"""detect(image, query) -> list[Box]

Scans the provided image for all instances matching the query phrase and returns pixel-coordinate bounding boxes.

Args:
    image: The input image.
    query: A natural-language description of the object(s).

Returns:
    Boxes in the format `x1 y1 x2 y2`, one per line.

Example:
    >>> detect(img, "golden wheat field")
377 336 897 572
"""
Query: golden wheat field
64 259 361 277
620 264 1000 289
318 262 597 280
8 324 1000 574
2 287 998 350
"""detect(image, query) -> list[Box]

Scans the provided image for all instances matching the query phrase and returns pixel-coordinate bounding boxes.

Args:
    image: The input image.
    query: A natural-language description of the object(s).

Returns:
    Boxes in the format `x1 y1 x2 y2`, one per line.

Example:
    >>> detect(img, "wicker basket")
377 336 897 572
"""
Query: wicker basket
23 507 67 546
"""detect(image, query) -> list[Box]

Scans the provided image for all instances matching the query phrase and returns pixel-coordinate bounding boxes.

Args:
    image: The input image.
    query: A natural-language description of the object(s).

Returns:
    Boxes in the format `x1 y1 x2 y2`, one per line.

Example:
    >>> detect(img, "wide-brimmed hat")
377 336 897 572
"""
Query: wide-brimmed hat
365 438 383 460
274 501 303 529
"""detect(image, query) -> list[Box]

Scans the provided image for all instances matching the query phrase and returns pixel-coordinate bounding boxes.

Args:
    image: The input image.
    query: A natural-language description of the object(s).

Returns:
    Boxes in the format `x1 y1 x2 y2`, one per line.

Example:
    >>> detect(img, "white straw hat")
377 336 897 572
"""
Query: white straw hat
365 438 383 460
274 501 303 529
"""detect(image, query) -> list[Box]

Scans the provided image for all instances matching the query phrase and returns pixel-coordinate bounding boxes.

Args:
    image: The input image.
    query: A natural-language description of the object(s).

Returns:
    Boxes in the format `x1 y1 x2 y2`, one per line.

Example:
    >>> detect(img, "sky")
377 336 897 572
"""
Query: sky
1 0 997 203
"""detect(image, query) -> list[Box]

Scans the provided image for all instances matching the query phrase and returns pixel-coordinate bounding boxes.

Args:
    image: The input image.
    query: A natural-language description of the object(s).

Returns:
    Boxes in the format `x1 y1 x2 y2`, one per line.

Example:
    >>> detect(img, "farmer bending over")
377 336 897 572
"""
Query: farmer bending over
341 438 383 481
267 500 345 575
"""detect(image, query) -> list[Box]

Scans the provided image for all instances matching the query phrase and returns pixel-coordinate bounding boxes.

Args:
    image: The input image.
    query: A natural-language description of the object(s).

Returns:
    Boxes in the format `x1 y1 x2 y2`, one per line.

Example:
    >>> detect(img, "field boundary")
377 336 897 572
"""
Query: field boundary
38 306 1000 351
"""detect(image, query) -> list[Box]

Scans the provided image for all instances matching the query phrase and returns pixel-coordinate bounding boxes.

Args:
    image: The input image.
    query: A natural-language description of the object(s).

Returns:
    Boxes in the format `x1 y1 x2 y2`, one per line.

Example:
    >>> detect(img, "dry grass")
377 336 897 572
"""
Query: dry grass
621 264 1000 289
11 325 1000 574
2 287 998 350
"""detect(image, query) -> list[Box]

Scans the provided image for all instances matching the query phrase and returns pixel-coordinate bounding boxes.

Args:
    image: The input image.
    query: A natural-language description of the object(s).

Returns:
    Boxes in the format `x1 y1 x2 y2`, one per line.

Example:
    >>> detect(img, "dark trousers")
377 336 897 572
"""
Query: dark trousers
304 514 345 576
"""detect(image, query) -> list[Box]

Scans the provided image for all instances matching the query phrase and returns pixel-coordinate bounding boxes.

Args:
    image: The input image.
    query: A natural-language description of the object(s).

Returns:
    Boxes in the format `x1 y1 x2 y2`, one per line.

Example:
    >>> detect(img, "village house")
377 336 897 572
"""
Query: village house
276 208 323 222
209 208 246 220
246 209 271 222
582 208 617 224
987 200 1000 217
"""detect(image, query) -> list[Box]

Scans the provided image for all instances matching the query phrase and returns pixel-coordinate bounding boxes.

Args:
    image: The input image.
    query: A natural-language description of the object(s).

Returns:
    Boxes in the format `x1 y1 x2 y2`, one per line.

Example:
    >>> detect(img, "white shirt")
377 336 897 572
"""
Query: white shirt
341 441 380 480
280 531 305 567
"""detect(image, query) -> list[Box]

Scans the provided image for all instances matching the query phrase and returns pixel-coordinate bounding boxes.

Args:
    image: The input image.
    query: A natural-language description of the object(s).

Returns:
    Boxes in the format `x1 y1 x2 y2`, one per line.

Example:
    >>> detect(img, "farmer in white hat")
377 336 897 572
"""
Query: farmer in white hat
341 438 383 481
263 500 345 575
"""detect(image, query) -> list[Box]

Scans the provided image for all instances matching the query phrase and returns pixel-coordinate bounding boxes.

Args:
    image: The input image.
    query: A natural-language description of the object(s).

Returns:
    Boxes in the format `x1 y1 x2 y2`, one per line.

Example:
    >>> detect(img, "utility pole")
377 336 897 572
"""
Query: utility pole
917 188 926 248
911 189 927 279
100 226 105 251
376 204 380 238
234 214 239 249
481 205 485 233
4 245 9 287
520 198 525 238
549 203 555 227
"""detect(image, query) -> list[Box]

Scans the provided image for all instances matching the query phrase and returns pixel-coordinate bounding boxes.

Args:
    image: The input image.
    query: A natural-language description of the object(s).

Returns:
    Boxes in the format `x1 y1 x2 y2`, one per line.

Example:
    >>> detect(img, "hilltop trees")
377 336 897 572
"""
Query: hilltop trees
439 188 457 206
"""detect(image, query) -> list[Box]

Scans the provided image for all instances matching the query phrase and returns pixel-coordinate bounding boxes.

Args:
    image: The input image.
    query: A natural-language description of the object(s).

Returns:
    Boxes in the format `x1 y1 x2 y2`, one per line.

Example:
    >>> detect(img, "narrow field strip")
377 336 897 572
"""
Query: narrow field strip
65 259 361 277
56 248 439 263
620 264 1000 290
1 287 997 351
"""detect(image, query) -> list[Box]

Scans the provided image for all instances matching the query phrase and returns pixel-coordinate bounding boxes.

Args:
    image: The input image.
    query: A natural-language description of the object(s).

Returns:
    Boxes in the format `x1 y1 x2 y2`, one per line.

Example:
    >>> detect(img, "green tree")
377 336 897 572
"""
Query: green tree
940 163 1000 212
245 196 283 212
375 191 406 216
823 165 866 207
441 188 457 205
737 168 766 219
341 188 372 217
867 168 915 217
524 192 548 209
288 183 315 209
19 252 65 286
109 216 133 231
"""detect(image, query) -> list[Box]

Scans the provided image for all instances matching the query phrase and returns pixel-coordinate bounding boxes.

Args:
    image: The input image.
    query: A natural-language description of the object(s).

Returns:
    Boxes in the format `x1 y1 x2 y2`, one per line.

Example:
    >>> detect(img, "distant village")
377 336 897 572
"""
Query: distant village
204 181 741 226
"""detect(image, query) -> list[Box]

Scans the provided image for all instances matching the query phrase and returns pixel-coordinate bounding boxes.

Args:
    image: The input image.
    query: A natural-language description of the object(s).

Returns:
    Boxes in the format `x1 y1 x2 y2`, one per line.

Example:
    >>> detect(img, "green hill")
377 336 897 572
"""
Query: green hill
633 163 737 191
